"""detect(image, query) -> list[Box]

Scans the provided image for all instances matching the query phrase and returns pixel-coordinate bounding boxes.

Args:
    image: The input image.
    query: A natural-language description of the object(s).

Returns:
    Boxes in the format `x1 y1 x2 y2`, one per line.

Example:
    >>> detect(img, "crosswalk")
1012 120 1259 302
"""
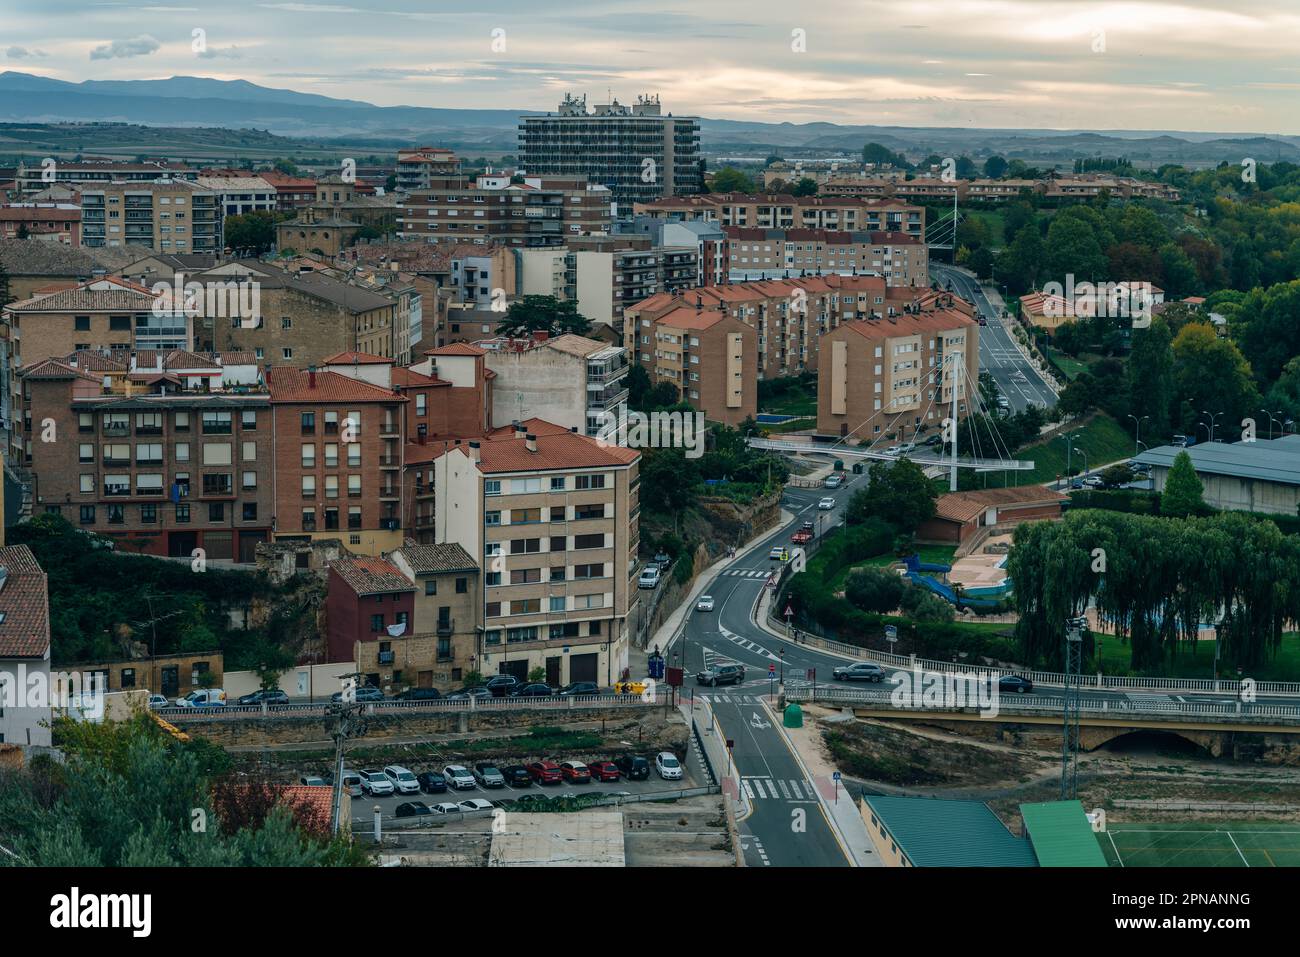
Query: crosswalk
742 776 819 803
703 693 765 705
705 627 780 662
721 569 772 579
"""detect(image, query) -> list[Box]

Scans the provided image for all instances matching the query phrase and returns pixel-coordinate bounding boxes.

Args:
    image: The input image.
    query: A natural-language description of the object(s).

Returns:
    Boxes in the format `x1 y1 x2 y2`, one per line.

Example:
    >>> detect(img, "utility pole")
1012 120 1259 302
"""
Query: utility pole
949 352 959 492
327 677 369 836
1060 615 1087 800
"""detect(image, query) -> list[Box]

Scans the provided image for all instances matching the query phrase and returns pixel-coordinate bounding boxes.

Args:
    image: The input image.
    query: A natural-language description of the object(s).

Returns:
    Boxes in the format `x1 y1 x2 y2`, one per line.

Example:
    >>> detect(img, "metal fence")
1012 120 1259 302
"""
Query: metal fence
156 692 661 722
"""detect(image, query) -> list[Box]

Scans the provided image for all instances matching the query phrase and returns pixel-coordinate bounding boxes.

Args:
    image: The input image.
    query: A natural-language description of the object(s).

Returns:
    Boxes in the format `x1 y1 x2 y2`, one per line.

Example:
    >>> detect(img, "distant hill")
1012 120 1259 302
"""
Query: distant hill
2 72 1297 167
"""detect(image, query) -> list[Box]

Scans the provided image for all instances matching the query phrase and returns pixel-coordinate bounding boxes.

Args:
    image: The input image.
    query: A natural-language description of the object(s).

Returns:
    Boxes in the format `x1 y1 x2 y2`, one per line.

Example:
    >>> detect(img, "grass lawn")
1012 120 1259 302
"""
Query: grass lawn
1095 631 1300 683
826 544 957 593
959 413 1135 489
762 416 816 434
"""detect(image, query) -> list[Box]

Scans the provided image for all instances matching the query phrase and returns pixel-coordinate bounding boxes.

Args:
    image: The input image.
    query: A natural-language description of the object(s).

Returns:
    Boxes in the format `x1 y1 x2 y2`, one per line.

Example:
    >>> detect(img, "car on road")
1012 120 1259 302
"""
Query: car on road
501 765 533 787
527 760 563 785
833 662 887 682
655 752 683 781
696 662 746 686
791 529 813 544
237 688 289 706
445 686 493 701
383 765 421 794
560 761 591 783
442 765 477 790
358 769 395 796
484 675 520 697
458 798 495 814
653 550 672 569
473 763 506 788
615 754 650 780
818 497 835 509
898 442 916 454
395 801 433 818
1081 476 1104 488
977 315 988 326
1129 462 1151 475
330 685 383 703
823 474 843 489
417 770 448 794
395 687 441 701
588 760 621 782
923 434 943 446
638 565 661 589
999 675 1034 694
696 595 715 612
174 688 226 708
883 446 901 456
430 802 462 815
511 682 555 698
769 545 790 561
558 681 600 697
147 694 170 710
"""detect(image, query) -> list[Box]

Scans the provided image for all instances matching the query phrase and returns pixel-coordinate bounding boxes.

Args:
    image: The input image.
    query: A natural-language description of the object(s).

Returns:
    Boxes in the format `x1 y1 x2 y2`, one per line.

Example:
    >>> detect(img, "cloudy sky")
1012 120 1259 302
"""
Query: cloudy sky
4 0 1299 133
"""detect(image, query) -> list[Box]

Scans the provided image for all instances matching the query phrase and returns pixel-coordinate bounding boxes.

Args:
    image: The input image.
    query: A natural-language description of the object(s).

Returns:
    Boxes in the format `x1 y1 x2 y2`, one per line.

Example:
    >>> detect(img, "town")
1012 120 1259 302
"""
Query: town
0 5 1295 913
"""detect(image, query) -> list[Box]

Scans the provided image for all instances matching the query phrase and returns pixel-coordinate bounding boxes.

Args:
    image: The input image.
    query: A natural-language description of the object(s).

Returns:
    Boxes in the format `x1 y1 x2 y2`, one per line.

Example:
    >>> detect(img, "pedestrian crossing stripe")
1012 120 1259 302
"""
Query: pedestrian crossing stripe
721 569 768 578
742 777 818 801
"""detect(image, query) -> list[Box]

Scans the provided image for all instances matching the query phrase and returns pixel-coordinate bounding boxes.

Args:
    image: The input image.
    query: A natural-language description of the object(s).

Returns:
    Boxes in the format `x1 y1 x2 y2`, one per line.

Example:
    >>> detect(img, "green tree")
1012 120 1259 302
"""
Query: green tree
790 177 818 197
983 155 1009 179
862 143 909 169
1126 318 1174 439
1161 450 1205 517
1172 322 1259 433
1043 214 1107 286
844 567 906 614
527 667 546 684
709 167 757 193
846 459 937 533
996 224 1044 295
496 295 592 338
223 211 281 255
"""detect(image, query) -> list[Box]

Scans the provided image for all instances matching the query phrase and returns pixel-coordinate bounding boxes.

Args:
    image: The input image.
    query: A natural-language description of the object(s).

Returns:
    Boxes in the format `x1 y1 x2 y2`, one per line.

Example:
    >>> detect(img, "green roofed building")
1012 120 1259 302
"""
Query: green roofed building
1019 800 1108 867
860 795 1038 867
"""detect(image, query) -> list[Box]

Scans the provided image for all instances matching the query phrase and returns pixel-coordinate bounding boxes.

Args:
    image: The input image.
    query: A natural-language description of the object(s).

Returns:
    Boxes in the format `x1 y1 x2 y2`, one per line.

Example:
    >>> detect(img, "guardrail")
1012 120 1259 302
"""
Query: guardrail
785 685 1300 723
157 692 662 722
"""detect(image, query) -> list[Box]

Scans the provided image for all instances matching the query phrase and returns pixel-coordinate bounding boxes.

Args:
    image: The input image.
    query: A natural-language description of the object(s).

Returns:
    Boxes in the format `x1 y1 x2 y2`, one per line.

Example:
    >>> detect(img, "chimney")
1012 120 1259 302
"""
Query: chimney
525 433 537 453
308 365 317 388
468 440 481 464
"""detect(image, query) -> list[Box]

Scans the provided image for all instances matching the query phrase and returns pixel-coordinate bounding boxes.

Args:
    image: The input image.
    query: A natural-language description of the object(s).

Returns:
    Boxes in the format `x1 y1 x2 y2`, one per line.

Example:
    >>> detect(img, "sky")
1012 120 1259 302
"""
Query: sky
3 0 1299 134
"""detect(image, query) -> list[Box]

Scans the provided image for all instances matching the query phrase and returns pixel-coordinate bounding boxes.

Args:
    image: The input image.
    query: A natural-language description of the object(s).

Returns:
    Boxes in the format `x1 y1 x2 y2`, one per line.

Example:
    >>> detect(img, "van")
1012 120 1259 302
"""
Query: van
339 772 363 798
174 688 226 708
823 474 842 489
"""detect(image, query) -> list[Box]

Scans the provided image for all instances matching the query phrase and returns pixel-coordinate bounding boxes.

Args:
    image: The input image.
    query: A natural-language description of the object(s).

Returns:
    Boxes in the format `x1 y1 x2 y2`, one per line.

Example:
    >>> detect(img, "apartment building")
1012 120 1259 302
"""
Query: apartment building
397 173 611 247
634 302 756 427
0 203 81 245
635 193 925 241
620 217 729 286
431 422 639 687
964 179 1043 202
481 333 629 441
80 179 223 254
267 365 408 555
725 227 928 287
15 158 196 195
194 174 279 217
763 160 880 188
396 147 460 192
386 542 480 688
0 544 52 749
324 555 415 665
817 305 980 441
257 170 318 211
22 356 274 561
519 93 703 208
819 173 1181 204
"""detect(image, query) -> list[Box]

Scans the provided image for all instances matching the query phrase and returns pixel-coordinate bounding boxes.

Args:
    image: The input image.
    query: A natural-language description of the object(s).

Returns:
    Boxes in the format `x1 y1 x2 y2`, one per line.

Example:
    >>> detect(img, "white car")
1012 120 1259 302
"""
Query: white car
358 769 395 796
442 764 477 790
818 497 835 509
383 765 420 795
883 446 901 456
696 595 715 612
656 752 683 780
458 798 496 813
637 566 661 589
147 694 170 710
173 688 226 708
430 802 462 815
769 546 788 560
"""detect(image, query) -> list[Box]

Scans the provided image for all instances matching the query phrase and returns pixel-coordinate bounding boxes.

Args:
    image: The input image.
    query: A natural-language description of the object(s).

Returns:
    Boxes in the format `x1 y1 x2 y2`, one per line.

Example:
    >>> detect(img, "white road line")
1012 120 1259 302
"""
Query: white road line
742 779 755 799
776 780 791 799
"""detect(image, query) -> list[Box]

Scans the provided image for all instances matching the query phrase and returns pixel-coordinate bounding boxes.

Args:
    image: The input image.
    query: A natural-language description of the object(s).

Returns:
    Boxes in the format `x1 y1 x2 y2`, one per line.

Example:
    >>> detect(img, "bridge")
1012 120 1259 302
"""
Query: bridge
747 437 1035 470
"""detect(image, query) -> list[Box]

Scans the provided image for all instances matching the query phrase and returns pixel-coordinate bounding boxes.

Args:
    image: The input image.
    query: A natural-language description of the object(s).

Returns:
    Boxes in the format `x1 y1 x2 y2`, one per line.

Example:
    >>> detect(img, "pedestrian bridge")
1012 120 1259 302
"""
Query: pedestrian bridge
748 437 1034 470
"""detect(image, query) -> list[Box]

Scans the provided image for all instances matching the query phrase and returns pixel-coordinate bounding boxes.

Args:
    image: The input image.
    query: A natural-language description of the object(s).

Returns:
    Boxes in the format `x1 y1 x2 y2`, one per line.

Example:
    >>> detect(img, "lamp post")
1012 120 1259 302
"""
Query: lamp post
1127 414 1149 457
1075 448 1089 481
1261 409 1282 440
1061 432 1082 489
1202 410 1224 443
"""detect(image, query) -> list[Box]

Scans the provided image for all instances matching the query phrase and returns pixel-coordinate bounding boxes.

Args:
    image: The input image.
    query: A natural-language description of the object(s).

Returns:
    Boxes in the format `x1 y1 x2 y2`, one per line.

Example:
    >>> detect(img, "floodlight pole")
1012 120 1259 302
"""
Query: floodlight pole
1061 616 1086 800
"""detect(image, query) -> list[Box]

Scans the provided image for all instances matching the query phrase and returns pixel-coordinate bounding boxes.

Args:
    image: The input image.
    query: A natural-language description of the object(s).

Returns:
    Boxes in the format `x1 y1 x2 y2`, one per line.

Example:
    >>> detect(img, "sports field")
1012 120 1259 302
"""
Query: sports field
1098 822 1300 867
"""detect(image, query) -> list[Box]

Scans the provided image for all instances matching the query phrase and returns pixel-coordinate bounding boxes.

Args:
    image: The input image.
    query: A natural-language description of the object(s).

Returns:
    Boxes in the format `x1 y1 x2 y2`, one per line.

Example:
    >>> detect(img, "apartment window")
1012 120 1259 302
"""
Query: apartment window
301 444 316 467
510 538 541 555
103 443 130 465
347 444 361 468
324 475 338 499
506 627 537 643
107 504 125 525
300 412 315 434
510 568 541 585
549 506 565 522
573 533 604 550
485 510 501 526
455 577 467 594
485 602 502 618
510 508 541 525
136 474 163 495
175 411 190 432
77 412 94 433
175 504 190 523
549 536 566 553
575 474 606 490
74 316 90 331
510 478 541 494
302 476 316 498
324 411 339 434
283 348 294 360
416 394 426 415
135 412 162 434
140 504 157 524
575 503 605 520
322 506 337 529
79 474 94 494
173 442 190 463
549 596 566 612
424 580 437 596
281 317 292 330
512 598 540 615
348 507 362 529
575 594 604 610
348 475 361 497
136 443 163 465
484 480 501 496
202 411 232 435
324 443 338 467
79 444 93 463
370 614 385 633
208 502 226 523
574 563 604 579
241 471 257 492
550 476 566 491
485 571 501 586
80 505 95 525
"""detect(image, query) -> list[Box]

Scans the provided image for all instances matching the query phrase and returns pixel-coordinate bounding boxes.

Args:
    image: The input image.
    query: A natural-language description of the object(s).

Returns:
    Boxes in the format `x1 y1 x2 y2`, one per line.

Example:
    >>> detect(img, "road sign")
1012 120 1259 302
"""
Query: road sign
766 575 777 589
784 604 794 618
664 667 684 688
768 664 776 675
832 771 841 781
885 624 898 643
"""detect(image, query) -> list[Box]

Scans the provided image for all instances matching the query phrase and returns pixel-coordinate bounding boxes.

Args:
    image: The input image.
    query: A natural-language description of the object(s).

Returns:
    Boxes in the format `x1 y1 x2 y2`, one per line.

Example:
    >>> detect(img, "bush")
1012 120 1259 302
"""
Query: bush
844 567 907 614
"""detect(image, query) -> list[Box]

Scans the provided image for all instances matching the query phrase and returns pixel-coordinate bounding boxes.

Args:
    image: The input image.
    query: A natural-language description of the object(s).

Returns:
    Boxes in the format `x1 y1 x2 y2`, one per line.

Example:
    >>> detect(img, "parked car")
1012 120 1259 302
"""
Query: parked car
395 687 441 701
588 760 621 782
358 769 395 796
395 801 433 818
558 681 600 696
417 770 448 794
174 688 226 708
445 686 493 701
473 763 506 788
999 675 1034 694
898 442 916 454
923 434 943 446
484 675 520 697
383 765 420 794
458 798 495 814
638 566 661 589
329 685 383 703
1130 462 1151 475
696 663 745 687
823 474 842 489
883 445 902 456
560 761 591 783
1082 475 1104 488
655 752 683 781
653 550 672 568
429 802 462 815
696 595 715 612
615 754 651 780
147 694 170 710
500 765 533 787
769 545 789 561
818 497 835 509
527 760 563 784
339 772 363 798
512 683 555 698
299 775 327 787
236 689 288 706
442 765 477 790
833 662 886 682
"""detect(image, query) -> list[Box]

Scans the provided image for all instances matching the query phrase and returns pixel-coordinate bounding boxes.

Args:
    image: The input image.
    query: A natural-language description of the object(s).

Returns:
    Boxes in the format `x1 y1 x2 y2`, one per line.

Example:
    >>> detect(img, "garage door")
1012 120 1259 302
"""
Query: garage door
570 653 598 684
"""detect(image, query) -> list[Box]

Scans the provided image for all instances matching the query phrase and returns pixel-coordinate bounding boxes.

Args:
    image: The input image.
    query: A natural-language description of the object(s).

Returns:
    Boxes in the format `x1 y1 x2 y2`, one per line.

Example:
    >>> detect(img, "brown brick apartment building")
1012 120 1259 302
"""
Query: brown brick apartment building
398 174 611 247
635 193 925 241
632 303 756 426
724 227 928 288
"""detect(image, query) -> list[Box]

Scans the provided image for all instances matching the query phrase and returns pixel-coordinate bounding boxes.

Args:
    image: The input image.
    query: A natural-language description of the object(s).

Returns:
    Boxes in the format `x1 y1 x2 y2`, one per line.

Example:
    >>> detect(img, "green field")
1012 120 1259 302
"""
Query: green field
960 413 1135 489
1094 630 1300 682
1098 822 1300 867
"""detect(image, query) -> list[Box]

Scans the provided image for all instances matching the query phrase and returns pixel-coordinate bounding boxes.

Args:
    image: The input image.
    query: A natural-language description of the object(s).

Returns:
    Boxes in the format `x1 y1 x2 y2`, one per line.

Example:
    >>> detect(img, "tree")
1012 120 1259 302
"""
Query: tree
1125 318 1174 439
1172 322 1259 432
1161 450 1205 517
1233 280 1300 387
983 155 1009 179
1043 214 1107 287
846 459 937 533
996 223 1044 295
223 211 281 255
527 666 546 684
272 157 300 176
709 167 757 194
496 295 592 338
627 362 652 409
844 567 906 614
862 143 909 169
790 177 818 197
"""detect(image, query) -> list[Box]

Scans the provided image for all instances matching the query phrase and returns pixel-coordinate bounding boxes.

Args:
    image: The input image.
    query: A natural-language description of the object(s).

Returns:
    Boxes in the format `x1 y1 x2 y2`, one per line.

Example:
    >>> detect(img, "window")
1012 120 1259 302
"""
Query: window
485 602 501 618
576 594 604 610
202 443 232 466
301 412 315 434
485 510 501 526
80 505 95 525
79 444 93 463
347 444 361 467
136 474 163 495
301 444 316 467
348 475 361 497
324 475 338 499
485 571 501 586
202 473 231 495
209 503 225 522
324 443 338 467
348 507 362 529
175 442 190 463
549 596 566 612
107 504 125 525
510 538 540 554
484 480 501 496
512 598 540 615
506 627 538 643
424 580 437 596
201 411 232 435
175 411 190 432
575 503 604 520
135 412 162 434
455 577 467 594
574 563 604 579
416 394 426 415
242 471 257 491
140 504 157 524
549 567 566 582
510 568 541 585
175 504 190 523
550 535 566 552
575 474 606 490
574 533 604 550
370 614 385 633
324 411 339 434
242 441 256 462
78 412 94 433
241 410 257 430
550 476 566 491
510 508 541 525
302 476 316 498
510 478 541 494
136 443 163 465
103 443 130 464
282 348 294 360
74 315 90 331
78 474 94 494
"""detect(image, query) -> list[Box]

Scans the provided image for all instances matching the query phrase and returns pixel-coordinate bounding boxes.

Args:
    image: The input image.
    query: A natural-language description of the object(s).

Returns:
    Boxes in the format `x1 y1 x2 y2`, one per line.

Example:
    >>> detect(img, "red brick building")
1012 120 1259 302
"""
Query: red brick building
325 555 416 664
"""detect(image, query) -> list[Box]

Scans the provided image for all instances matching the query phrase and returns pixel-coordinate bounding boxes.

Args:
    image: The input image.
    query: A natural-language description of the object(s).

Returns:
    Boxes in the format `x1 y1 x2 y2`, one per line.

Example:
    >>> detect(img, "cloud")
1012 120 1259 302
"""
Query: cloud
89 35 161 60
197 45 245 59
6 45 48 58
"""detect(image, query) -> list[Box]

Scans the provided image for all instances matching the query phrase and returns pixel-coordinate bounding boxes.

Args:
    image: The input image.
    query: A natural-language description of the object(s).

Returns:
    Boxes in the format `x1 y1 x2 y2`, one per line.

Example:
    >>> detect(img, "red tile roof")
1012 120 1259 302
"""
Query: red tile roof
469 428 639 474
0 545 50 659
329 556 414 595
425 342 486 357
933 487 1067 524
322 351 394 365
267 366 406 404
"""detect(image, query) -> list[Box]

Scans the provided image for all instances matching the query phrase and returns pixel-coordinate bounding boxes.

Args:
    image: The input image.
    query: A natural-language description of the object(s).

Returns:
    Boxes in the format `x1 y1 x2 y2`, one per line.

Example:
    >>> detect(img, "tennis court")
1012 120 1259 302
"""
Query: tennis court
1098 822 1300 867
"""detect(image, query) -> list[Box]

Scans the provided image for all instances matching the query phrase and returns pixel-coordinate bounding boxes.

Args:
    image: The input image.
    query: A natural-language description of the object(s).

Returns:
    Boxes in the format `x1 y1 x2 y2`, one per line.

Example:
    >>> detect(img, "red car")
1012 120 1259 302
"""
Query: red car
560 761 591 783
588 760 621 782
527 760 562 784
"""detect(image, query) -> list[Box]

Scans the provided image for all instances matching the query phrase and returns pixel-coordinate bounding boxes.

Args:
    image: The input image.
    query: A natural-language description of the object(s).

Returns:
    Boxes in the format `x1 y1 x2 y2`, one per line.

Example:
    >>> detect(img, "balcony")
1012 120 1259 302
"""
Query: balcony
378 651 395 665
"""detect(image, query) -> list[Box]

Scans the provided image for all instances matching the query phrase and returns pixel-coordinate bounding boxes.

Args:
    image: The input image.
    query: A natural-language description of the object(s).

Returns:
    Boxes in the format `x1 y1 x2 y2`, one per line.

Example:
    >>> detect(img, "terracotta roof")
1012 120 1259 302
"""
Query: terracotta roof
655 306 729 331
425 342 486 357
394 543 477 576
64 350 129 372
390 366 448 388
933 487 1067 524
487 418 572 439
544 334 609 358
0 545 50 659
5 285 156 313
839 308 977 339
329 556 414 595
267 366 405 404
462 427 639 474
19 357 102 383
322 350 394 366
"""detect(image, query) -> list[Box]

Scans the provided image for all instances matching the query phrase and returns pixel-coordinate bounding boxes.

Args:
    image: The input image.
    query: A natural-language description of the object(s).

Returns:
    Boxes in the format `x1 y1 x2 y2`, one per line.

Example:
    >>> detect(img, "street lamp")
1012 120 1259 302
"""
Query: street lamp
1061 432 1082 488
1074 447 1089 480
1202 410 1224 443
1261 409 1283 440
1126 414 1149 457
